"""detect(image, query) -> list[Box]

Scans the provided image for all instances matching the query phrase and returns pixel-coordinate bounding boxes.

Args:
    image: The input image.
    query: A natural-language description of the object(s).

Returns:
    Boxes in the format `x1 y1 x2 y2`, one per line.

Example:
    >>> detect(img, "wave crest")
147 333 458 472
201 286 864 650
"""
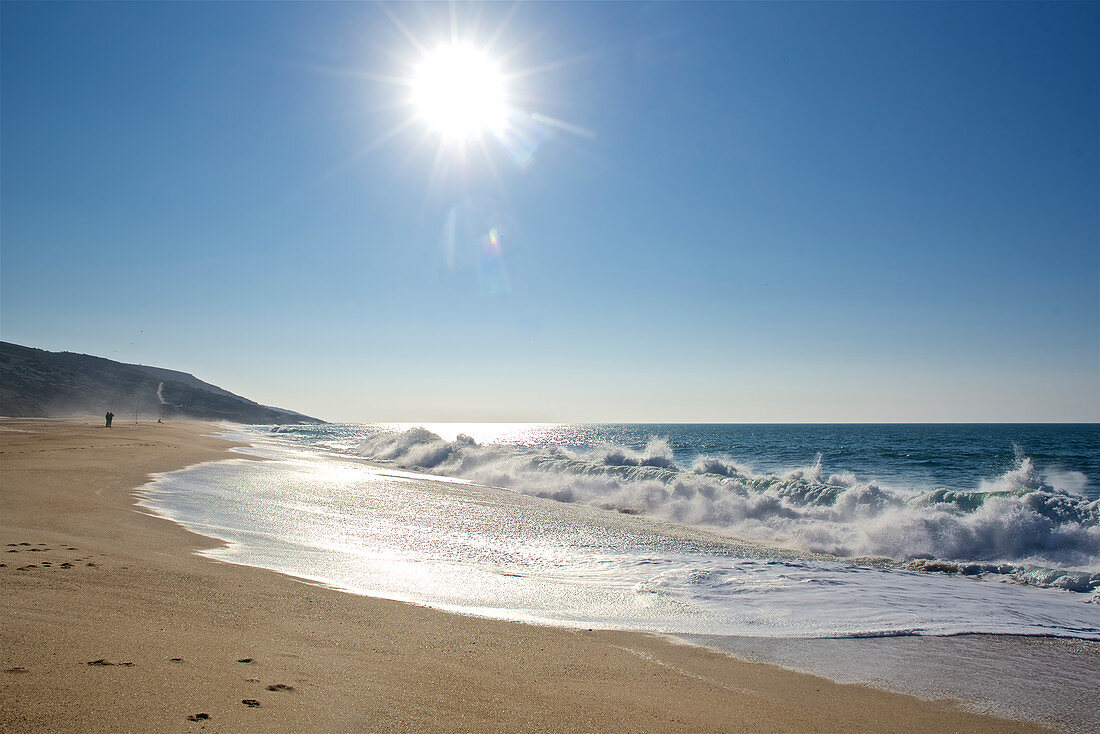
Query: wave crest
355 428 1099 588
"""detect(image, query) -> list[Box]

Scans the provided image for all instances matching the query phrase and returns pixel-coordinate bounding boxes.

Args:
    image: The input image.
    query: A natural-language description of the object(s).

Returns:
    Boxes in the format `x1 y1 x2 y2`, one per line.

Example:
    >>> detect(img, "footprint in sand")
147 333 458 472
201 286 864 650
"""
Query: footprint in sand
241 699 261 708
237 658 253 663
169 658 184 663
4 667 29 674
87 659 134 667
267 683 295 692
187 712 209 722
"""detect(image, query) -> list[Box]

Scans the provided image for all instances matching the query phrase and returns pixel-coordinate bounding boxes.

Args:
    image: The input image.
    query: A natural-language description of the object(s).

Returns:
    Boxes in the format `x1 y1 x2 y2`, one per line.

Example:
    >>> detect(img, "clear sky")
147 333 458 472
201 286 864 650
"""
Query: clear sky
2 1 1097 422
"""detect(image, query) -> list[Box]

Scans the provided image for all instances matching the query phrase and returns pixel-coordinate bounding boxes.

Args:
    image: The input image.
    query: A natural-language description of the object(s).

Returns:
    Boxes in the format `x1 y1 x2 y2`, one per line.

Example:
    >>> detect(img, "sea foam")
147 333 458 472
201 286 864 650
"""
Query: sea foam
140 425 1100 734
348 427 1099 593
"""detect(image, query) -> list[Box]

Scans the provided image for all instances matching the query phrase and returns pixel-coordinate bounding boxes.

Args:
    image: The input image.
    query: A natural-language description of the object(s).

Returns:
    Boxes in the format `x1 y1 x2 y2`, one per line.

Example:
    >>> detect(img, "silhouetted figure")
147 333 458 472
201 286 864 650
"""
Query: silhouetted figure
105 412 114 428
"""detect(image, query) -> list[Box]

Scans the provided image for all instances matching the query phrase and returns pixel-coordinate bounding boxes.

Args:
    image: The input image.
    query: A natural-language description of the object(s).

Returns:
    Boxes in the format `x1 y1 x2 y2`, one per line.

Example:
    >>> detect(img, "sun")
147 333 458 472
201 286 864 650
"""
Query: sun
341 8 592 173
410 44 508 143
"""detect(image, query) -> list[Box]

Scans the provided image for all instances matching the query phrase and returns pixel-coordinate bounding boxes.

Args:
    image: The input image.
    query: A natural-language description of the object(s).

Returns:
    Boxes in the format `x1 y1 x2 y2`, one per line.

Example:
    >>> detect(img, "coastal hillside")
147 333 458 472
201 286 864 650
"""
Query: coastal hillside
0 341 323 424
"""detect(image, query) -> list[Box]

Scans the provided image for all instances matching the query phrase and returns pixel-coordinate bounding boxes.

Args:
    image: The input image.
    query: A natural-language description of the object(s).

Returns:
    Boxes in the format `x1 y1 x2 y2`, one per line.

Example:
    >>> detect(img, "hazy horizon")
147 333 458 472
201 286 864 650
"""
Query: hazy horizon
2 2 1097 423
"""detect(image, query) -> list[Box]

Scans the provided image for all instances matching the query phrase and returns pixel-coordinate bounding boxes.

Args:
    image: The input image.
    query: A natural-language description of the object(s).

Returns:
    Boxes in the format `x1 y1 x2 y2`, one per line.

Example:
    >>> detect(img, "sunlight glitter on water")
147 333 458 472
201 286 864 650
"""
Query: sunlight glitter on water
139 436 1100 640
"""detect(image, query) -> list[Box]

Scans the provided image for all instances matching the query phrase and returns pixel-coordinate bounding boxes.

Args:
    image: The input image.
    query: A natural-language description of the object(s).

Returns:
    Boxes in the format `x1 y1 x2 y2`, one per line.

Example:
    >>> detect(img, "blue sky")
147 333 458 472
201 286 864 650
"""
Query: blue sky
2 1 1097 422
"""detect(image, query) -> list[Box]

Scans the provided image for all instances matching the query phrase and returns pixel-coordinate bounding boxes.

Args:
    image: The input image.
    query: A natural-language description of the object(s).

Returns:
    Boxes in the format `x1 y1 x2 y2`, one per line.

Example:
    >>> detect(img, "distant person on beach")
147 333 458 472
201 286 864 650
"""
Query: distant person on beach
105 412 114 428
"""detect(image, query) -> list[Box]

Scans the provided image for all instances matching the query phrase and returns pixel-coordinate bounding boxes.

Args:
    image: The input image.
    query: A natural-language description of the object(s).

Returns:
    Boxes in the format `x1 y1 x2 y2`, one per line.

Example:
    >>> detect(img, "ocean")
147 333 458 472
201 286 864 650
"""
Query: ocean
139 422 1099 731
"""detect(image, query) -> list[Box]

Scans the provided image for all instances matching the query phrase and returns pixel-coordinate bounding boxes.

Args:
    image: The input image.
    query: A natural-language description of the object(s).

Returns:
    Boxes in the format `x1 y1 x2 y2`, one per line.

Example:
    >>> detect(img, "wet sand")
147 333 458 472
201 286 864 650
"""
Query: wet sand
0 418 1055 732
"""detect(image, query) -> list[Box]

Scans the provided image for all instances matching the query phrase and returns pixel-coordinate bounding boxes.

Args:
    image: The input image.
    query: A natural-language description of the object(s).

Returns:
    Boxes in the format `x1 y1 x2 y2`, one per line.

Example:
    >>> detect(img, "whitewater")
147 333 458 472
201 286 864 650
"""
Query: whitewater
138 422 1100 731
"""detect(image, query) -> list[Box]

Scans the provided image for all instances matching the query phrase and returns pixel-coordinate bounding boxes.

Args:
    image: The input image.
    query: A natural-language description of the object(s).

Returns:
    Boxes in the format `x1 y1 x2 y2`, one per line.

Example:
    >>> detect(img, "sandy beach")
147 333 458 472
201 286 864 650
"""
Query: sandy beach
0 418 1055 733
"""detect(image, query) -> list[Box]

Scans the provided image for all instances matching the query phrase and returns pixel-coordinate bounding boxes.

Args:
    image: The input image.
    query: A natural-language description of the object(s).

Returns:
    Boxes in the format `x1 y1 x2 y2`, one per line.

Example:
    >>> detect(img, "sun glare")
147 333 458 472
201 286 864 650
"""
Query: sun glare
352 10 590 174
411 44 507 142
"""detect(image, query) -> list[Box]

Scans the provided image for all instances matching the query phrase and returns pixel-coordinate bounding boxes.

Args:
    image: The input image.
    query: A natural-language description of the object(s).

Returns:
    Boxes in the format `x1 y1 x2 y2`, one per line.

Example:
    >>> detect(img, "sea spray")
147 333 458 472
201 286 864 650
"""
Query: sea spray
140 438 1100 642
350 427 1099 588
141 423 1100 734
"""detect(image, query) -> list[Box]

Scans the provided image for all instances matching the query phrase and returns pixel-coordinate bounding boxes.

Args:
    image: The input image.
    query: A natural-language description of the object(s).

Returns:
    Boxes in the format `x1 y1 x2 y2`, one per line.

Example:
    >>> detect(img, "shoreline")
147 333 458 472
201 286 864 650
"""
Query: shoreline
1 418 1060 732
144 426 1100 734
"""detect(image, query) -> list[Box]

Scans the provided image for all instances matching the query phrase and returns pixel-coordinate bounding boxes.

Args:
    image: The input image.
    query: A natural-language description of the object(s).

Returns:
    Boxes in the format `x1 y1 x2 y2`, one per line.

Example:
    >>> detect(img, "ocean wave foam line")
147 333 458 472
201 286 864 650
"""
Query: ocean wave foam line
346 427 1099 594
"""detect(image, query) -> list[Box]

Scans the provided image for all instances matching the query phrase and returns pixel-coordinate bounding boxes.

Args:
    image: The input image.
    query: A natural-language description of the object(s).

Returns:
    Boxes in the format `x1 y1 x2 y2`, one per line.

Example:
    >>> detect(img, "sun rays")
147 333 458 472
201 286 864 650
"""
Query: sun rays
287 3 596 298
410 43 508 142
348 2 592 185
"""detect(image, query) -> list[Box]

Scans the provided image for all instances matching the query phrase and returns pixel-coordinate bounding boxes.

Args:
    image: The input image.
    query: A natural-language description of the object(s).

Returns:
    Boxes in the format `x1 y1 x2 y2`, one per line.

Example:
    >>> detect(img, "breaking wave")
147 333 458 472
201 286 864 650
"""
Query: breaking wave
354 427 1100 595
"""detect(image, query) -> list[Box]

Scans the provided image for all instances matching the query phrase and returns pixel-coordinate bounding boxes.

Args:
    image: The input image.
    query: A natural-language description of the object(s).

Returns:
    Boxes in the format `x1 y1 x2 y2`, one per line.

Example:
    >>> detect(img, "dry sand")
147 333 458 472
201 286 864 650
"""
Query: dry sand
0 418 1053 733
